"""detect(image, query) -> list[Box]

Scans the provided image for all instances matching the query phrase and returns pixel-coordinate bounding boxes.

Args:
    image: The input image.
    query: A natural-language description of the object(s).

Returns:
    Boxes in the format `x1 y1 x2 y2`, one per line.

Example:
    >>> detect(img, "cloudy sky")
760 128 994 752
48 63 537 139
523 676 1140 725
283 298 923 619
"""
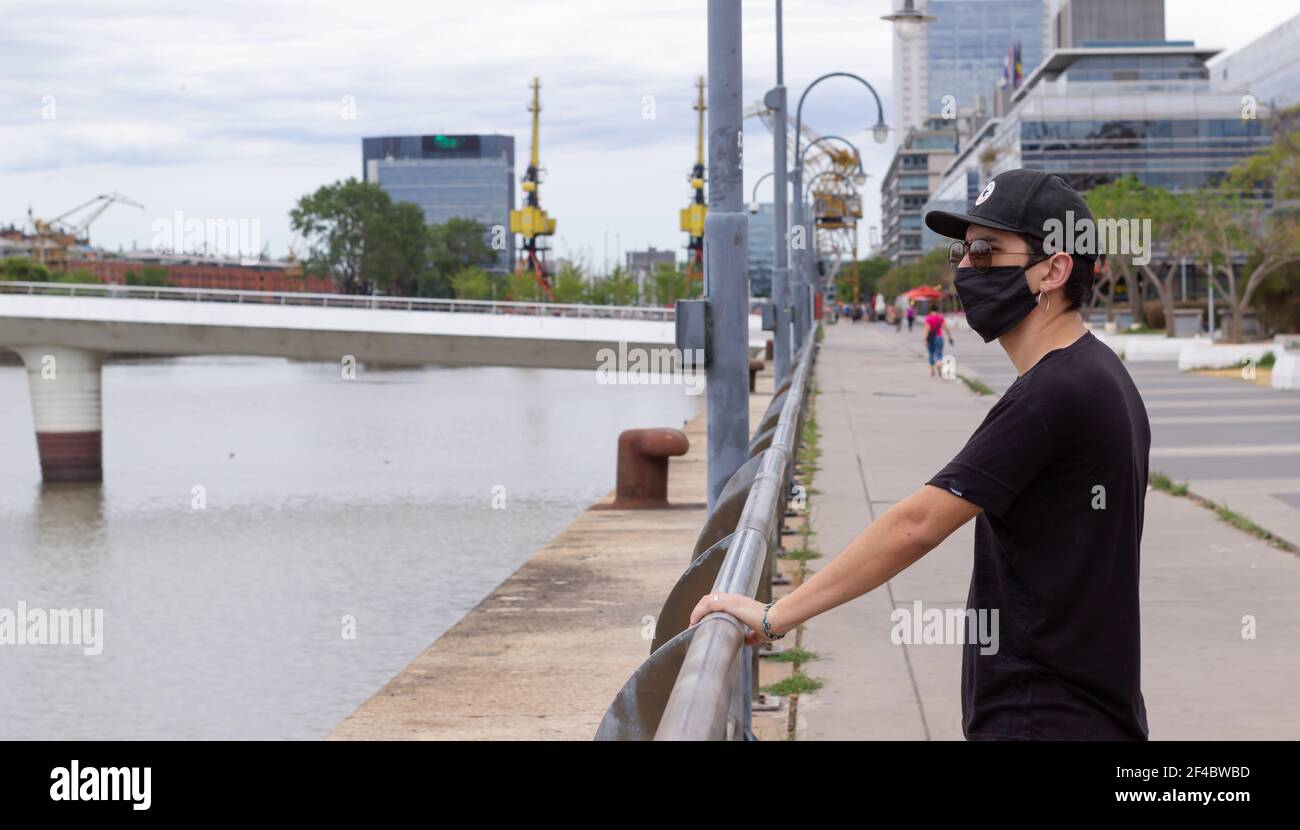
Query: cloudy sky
1 0 1296 271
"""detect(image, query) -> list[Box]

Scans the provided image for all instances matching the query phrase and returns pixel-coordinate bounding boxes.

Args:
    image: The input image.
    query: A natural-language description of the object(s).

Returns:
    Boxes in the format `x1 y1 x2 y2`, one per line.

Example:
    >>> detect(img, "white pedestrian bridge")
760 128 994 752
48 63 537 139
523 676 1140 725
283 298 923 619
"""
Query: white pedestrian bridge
1 281 766 482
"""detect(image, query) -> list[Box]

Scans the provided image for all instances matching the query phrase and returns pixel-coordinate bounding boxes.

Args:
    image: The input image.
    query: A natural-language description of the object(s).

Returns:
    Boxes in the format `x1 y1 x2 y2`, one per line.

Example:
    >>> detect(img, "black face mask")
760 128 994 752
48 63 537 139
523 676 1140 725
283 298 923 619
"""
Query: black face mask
953 265 1038 343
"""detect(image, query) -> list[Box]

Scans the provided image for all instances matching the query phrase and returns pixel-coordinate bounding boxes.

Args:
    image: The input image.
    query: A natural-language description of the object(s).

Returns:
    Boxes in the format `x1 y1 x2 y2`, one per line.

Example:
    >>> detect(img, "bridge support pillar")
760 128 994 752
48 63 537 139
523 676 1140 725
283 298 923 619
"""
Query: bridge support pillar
14 346 104 482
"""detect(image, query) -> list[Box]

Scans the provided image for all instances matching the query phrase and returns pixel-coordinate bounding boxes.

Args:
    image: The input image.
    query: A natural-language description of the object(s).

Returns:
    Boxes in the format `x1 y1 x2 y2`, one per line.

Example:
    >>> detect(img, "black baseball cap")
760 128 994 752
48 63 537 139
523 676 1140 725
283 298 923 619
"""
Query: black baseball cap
925 168 1099 261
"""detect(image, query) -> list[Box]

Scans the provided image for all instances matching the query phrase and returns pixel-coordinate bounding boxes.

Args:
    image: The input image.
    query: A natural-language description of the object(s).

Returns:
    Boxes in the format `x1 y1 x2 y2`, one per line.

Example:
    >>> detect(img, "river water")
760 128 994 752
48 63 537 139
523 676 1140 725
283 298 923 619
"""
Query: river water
0 356 700 739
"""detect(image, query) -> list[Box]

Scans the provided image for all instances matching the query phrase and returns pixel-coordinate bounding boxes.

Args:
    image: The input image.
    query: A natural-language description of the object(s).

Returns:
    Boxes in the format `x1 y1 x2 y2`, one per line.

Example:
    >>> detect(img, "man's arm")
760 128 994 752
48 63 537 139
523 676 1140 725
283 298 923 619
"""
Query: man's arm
766 484 978 635
689 484 981 641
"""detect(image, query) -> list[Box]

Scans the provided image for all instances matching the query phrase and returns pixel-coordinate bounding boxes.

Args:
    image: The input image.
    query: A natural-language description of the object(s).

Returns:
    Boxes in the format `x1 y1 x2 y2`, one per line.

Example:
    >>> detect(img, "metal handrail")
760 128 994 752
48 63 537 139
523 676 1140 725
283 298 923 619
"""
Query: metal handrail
0 281 678 322
654 338 816 740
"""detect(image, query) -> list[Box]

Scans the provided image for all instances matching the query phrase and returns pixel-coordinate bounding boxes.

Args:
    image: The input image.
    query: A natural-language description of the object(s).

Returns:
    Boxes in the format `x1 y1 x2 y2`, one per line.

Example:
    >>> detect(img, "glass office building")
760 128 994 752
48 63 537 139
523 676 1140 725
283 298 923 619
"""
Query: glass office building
926 0 1047 119
921 43 1275 300
881 119 961 264
362 134 515 271
923 44 1273 244
1209 10 1300 110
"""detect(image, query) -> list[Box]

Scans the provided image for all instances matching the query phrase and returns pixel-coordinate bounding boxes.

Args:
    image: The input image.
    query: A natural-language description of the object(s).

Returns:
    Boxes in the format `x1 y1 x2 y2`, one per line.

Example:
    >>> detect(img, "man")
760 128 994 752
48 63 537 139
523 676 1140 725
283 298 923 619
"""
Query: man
692 169 1151 740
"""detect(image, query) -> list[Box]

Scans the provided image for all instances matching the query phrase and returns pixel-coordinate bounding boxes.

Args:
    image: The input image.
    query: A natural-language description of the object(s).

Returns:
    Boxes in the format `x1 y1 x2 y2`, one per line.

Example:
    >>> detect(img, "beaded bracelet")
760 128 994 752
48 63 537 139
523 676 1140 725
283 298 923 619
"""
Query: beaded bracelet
762 601 785 640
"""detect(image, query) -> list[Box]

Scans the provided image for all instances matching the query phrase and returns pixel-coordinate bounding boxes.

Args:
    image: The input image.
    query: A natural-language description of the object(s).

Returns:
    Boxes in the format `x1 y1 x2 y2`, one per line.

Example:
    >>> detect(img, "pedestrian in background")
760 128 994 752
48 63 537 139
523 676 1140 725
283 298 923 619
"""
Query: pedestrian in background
924 305 953 377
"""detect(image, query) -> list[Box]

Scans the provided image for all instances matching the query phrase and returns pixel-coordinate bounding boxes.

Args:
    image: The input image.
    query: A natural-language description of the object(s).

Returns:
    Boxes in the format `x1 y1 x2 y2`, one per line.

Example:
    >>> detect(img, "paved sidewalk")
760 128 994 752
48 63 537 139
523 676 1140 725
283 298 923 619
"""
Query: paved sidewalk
800 320 1300 740
947 322 1300 549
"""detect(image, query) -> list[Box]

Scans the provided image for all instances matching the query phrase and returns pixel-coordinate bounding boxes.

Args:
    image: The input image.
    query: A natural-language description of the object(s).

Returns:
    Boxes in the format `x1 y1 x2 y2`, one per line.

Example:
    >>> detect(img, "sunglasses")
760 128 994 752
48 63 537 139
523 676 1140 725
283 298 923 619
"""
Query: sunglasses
949 239 1051 274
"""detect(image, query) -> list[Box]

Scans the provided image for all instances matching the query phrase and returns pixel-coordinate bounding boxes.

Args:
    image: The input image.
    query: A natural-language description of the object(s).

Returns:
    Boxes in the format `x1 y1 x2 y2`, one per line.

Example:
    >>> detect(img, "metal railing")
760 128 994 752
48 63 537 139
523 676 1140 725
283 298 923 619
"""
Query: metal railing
0 281 677 321
656 338 816 740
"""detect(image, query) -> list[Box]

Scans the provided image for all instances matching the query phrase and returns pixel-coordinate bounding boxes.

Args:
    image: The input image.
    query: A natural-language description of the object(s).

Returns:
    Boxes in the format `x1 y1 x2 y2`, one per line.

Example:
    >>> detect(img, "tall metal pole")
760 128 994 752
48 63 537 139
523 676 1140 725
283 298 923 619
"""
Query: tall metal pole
705 0 748 513
705 0 753 741
768 0 791 384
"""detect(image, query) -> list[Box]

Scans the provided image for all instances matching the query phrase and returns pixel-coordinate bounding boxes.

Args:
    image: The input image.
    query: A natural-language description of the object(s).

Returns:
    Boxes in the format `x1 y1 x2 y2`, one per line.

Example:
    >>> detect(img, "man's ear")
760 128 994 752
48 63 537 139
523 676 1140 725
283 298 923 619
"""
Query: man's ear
1037 252 1072 294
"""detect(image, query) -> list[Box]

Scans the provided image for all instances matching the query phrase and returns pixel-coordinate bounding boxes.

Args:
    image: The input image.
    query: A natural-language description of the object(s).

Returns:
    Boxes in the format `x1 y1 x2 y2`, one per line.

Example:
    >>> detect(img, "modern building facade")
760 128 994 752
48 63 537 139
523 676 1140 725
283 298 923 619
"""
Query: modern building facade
881 118 960 264
920 42 1275 297
1208 10 1300 111
927 0 1048 119
361 134 515 271
890 0 1050 136
1049 0 1163 49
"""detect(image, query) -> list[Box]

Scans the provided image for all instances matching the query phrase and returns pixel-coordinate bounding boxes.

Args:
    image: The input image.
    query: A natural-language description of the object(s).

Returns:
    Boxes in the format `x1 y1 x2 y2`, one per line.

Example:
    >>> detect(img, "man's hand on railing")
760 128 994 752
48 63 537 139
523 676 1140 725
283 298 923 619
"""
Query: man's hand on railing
689 592 785 646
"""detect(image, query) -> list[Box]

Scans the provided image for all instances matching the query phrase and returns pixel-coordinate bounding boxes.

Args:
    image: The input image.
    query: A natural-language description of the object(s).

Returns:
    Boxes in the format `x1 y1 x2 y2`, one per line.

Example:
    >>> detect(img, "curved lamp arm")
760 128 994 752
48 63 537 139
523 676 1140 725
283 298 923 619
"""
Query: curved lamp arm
793 71 888 166
750 171 774 209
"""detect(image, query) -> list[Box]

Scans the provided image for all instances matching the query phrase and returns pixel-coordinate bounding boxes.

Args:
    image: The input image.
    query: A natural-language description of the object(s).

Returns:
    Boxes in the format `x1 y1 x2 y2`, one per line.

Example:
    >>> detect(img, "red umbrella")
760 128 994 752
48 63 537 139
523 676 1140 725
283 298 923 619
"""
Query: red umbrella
902 285 944 300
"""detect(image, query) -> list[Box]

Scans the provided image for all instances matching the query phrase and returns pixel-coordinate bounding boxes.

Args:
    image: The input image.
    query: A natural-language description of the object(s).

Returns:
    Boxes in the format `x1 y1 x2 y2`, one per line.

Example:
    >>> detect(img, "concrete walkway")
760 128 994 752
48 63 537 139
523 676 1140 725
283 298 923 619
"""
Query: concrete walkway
947 320 1300 550
799 320 1300 740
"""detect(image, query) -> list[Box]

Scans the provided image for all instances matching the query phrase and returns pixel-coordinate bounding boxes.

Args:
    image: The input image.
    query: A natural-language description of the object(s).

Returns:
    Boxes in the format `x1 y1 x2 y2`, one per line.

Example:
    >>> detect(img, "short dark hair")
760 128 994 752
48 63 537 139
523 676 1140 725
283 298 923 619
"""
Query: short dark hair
1019 233 1095 311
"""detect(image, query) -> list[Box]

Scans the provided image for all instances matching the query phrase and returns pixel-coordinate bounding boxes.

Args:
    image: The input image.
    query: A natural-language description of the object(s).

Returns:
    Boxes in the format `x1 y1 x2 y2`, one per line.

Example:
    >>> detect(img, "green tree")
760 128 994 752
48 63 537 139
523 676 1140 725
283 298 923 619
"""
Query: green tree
0 257 54 282
367 201 432 297
1251 256 1300 334
550 262 588 304
426 217 497 298
55 268 100 284
584 276 614 305
876 247 950 301
1183 123 1300 341
450 266 496 300
835 255 891 305
1085 176 1191 334
290 178 423 295
648 261 697 306
598 266 640 305
506 270 546 302
124 266 170 287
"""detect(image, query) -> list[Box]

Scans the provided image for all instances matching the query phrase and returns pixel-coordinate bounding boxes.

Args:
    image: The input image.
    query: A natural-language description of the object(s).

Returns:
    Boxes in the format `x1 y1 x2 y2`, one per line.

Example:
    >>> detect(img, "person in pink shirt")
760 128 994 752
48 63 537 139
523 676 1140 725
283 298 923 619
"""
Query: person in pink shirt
923 306 954 377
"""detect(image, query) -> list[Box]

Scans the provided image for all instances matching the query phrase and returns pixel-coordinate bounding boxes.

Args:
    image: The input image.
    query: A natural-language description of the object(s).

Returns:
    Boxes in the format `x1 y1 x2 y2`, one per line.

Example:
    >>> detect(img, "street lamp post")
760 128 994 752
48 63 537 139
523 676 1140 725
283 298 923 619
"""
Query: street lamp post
882 0 937 40
790 72 888 349
755 132 865 354
765 0 792 384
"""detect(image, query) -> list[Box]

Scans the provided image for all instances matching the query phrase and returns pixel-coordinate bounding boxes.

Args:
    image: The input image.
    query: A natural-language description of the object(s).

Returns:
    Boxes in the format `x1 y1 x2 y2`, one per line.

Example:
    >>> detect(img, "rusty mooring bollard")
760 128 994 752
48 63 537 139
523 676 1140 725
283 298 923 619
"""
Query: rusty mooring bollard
610 428 690 509
749 359 765 393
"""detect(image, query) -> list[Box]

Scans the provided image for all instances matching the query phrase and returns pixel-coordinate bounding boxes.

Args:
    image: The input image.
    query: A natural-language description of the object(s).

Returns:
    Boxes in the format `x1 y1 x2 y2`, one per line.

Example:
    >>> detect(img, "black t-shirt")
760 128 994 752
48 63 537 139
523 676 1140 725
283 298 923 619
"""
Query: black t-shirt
926 330 1150 740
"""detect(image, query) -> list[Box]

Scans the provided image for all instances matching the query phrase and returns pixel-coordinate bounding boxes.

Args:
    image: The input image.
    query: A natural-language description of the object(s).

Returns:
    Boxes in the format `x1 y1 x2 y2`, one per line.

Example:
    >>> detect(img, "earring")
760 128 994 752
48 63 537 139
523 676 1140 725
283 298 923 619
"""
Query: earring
1039 291 1050 314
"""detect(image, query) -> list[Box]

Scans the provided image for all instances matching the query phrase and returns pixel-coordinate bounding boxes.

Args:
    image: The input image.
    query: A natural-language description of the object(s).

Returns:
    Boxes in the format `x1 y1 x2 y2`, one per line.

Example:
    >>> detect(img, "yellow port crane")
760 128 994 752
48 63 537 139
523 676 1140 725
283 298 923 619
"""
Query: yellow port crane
508 77 558 297
679 76 707 279
28 193 145 271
